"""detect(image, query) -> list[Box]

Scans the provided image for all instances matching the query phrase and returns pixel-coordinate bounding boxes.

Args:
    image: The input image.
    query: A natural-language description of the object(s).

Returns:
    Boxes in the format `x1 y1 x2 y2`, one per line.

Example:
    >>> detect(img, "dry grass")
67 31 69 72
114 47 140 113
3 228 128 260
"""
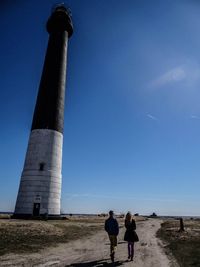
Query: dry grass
0 218 103 256
157 219 200 267
0 214 11 219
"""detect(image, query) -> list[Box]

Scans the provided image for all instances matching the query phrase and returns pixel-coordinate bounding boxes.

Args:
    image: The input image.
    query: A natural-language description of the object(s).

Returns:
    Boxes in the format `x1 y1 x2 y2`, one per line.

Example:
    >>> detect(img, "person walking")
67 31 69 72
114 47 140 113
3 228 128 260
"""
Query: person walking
124 212 139 261
104 210 119 263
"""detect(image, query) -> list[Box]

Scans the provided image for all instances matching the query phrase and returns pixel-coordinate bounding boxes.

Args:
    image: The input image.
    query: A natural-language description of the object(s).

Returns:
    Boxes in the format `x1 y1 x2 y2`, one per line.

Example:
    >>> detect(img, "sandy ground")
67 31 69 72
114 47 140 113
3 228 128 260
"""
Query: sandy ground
0 218 178 267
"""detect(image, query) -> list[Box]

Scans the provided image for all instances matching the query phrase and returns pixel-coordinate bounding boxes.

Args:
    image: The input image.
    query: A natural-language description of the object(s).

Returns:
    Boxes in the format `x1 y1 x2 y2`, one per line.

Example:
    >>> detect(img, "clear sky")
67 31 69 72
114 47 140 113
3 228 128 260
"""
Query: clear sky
1 0 200 216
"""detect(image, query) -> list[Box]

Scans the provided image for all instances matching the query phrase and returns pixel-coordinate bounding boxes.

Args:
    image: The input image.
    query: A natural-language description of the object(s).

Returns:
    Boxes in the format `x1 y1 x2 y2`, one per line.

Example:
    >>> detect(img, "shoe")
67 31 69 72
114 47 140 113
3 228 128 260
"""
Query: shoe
131 257 133 261
128 255 131 259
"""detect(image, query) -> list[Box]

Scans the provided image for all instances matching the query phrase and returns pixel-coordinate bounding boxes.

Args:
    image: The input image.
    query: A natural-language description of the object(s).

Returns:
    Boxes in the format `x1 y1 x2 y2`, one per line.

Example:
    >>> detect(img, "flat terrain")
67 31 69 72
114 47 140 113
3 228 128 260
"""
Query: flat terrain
157 219 200 267
0 217 178 267
0 217 102 256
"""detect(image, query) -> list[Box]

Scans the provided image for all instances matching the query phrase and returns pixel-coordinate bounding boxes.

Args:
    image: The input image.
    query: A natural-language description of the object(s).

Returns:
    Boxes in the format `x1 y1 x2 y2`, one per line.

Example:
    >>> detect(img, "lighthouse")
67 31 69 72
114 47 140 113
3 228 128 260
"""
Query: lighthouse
14 5 73 218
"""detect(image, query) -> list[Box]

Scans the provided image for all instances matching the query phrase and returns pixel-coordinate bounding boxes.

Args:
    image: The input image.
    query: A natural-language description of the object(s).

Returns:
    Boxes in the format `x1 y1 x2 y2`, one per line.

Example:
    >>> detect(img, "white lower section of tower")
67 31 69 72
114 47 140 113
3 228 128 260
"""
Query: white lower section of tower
14 129 63 216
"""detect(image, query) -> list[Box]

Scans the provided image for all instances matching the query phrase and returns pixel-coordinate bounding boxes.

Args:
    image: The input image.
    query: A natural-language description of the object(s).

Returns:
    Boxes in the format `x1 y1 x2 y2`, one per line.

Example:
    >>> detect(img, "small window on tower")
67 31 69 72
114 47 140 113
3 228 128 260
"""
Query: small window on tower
39 163 45 171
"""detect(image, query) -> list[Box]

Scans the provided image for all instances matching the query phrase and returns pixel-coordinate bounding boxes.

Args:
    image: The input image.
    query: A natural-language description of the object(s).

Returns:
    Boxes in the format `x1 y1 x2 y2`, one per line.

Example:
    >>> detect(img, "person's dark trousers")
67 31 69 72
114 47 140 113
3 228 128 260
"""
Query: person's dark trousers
128 242 134 260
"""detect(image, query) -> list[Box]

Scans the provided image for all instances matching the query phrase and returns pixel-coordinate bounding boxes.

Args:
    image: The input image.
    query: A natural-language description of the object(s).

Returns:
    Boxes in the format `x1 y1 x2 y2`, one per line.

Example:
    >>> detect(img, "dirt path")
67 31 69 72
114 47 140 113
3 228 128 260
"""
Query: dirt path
0 219 178 267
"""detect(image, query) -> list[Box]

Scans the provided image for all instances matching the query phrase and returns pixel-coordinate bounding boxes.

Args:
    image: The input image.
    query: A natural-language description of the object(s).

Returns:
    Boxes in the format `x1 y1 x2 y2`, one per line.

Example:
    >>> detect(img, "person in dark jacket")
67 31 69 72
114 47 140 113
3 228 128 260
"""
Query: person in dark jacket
124 212 138 261
105 210 119 263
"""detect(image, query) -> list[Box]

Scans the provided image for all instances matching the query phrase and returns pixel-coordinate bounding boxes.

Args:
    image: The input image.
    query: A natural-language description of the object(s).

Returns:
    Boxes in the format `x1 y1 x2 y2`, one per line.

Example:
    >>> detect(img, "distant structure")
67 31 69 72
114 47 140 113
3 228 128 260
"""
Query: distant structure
13 4 73 218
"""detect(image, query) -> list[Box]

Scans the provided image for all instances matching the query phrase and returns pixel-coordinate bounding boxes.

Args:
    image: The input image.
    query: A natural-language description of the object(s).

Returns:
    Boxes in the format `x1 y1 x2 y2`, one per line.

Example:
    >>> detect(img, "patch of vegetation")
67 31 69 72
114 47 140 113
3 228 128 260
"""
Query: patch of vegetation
157 220 200 267
0 219 102 256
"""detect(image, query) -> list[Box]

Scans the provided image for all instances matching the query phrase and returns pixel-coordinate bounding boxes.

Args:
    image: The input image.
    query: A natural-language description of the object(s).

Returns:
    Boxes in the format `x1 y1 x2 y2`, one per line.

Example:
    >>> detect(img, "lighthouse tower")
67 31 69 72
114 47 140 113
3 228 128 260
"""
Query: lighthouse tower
14 5 73 218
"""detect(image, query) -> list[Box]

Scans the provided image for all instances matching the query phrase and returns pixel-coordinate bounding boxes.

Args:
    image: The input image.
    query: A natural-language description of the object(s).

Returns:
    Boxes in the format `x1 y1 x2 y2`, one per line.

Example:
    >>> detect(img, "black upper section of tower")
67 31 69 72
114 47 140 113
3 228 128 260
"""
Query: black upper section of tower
31 5 73 134
47 5 73 37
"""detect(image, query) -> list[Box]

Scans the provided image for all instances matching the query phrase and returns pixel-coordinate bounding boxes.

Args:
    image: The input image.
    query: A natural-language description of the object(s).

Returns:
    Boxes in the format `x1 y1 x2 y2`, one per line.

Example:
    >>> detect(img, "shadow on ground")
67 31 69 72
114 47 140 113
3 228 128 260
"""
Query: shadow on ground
105 241 126 245
66 259 125 266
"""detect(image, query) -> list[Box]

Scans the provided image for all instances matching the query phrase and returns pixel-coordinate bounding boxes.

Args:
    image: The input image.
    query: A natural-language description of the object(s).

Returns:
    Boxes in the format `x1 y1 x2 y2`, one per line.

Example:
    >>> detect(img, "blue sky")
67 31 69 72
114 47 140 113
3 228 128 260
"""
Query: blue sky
1 0 200 216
